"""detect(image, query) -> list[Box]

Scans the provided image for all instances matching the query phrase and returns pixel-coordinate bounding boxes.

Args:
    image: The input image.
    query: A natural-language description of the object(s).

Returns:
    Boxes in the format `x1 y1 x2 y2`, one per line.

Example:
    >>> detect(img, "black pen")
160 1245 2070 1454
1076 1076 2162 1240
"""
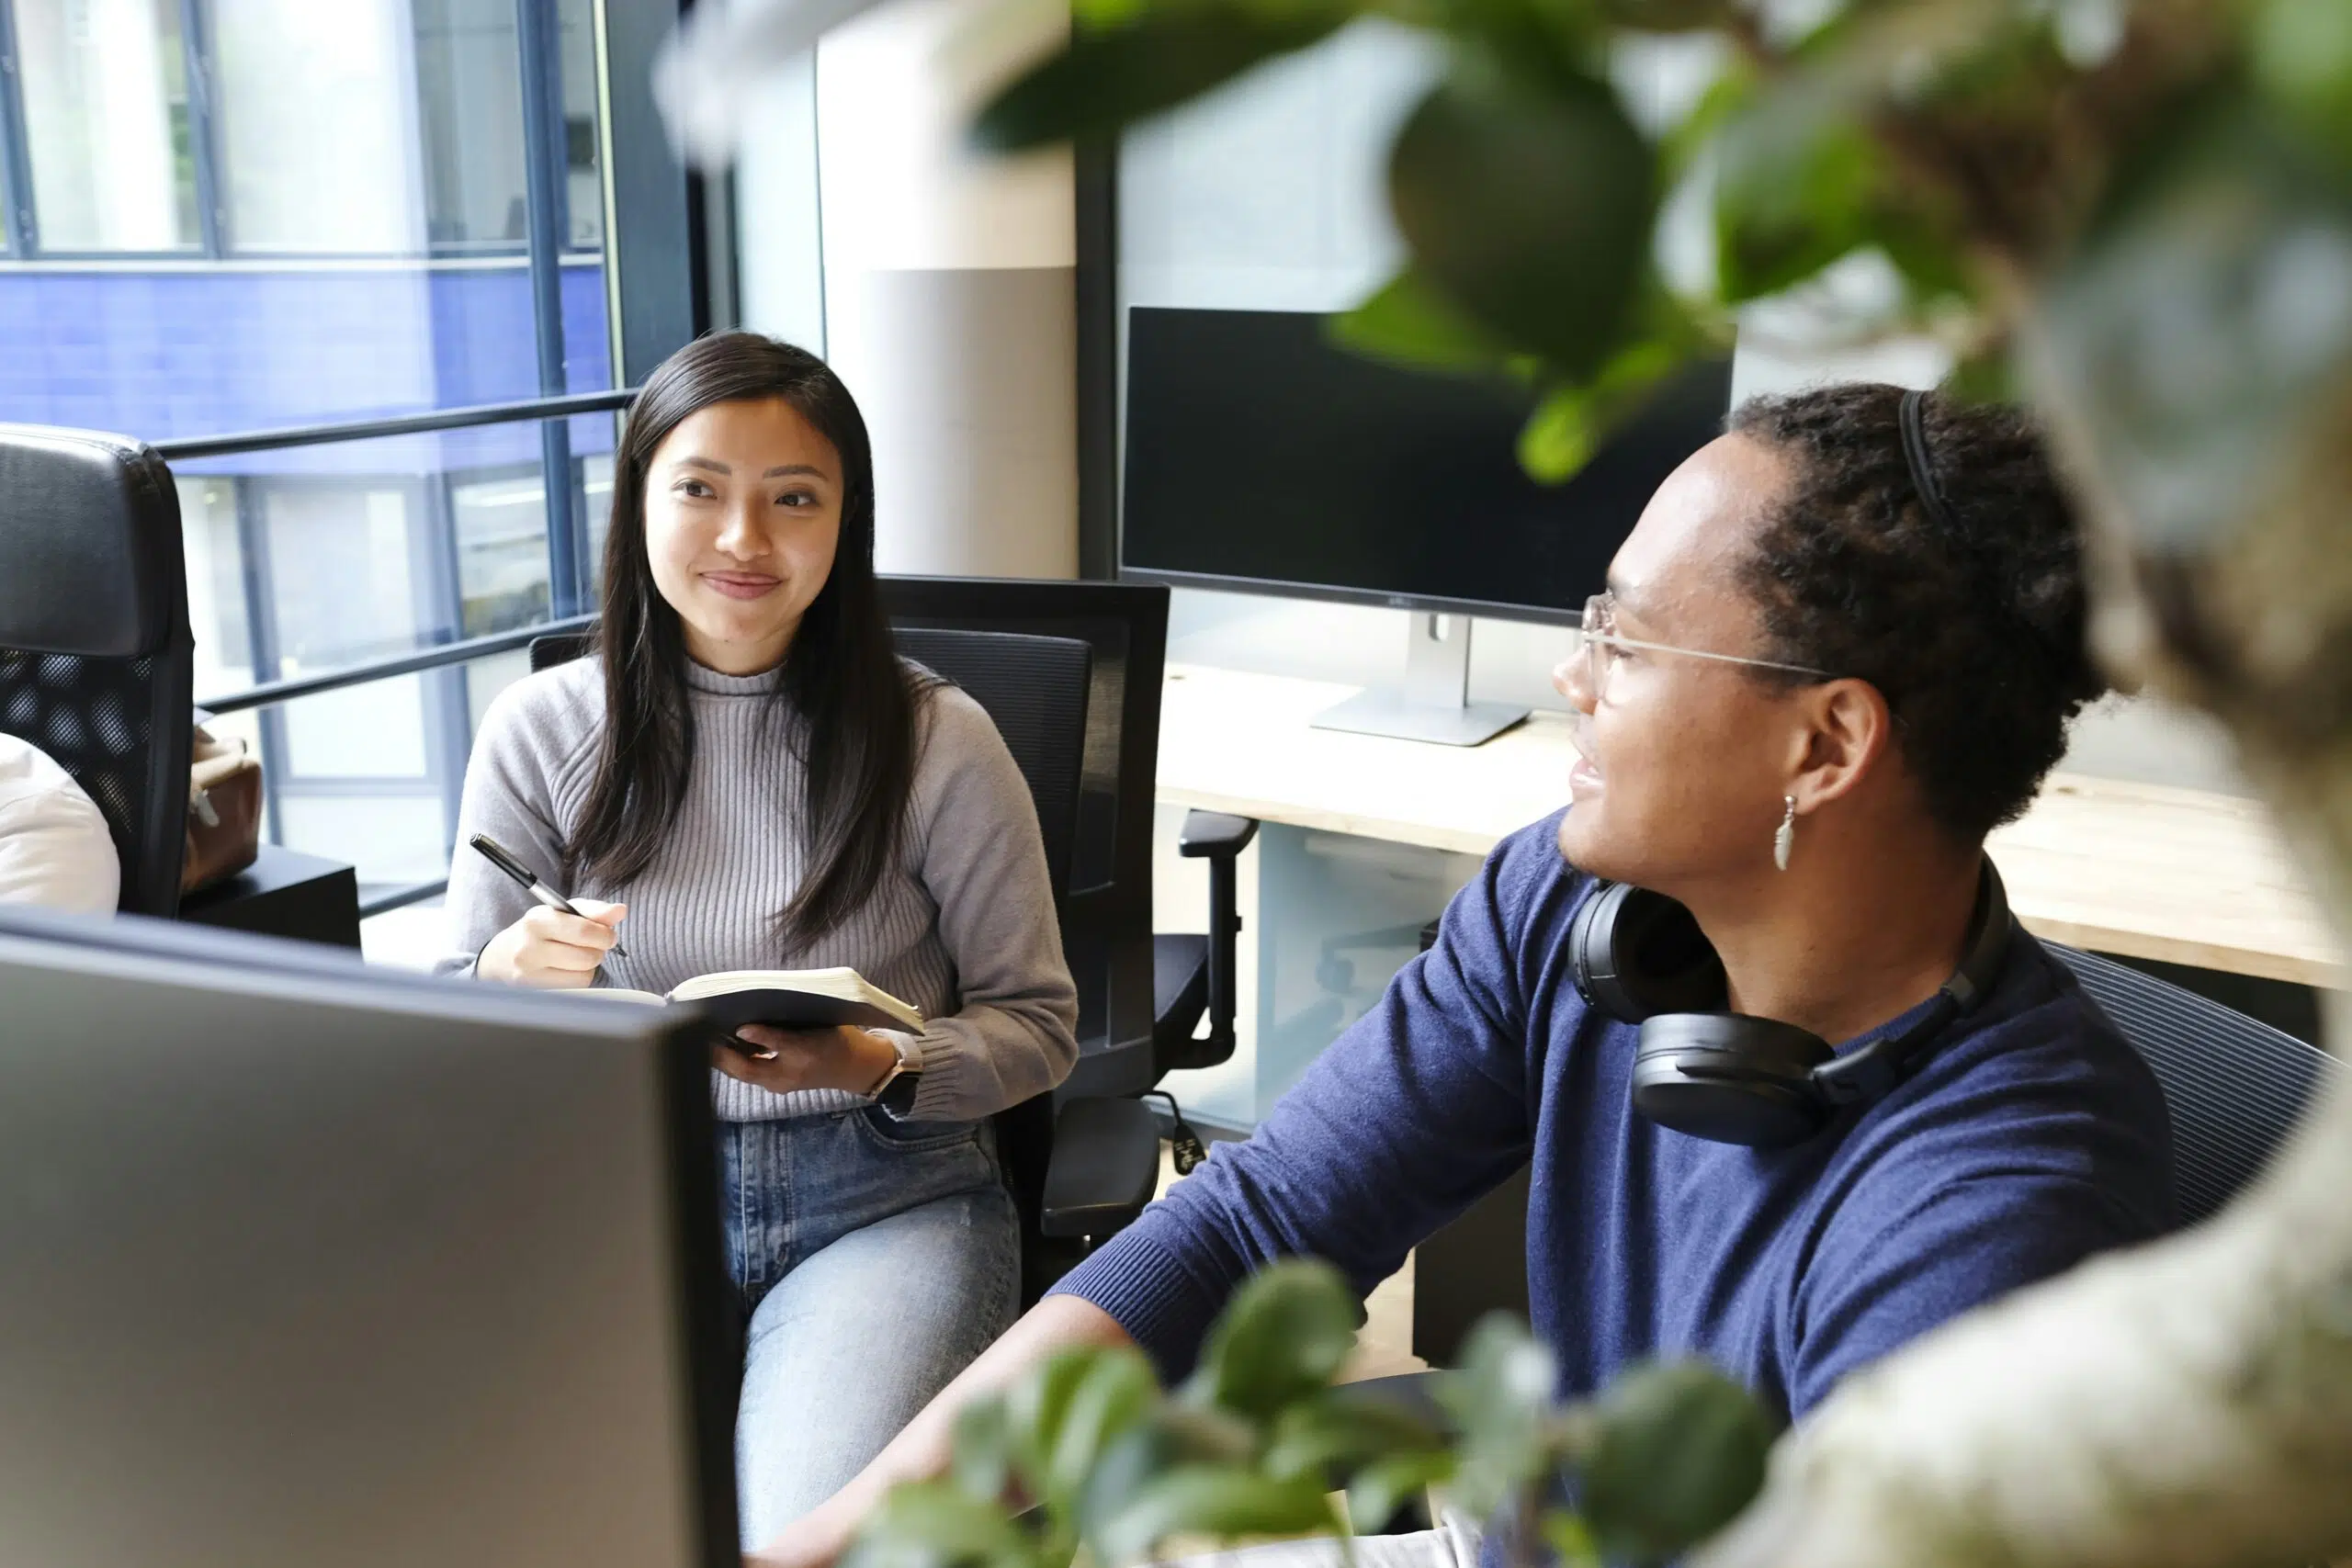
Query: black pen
468 832 628 960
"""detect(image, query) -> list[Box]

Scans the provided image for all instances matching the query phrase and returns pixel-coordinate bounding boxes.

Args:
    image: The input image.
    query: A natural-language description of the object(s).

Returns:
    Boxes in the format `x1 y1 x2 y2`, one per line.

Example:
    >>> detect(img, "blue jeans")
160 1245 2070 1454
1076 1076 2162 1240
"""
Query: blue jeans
719 1108 1019 1549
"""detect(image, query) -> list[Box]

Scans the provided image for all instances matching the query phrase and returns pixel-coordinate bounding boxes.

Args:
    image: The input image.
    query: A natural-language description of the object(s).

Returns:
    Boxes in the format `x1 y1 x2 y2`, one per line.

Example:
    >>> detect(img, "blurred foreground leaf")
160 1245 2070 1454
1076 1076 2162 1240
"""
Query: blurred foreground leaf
1579 1360 1776 1565
973 2 1351 152
1182 1258 1362 1422
1388 62 1657 376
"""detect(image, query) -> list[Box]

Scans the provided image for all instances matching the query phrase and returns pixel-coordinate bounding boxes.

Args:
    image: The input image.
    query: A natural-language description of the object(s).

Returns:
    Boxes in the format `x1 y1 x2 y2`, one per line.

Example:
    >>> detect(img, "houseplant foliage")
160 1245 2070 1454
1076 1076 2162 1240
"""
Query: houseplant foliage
836 1259 1775 1568
659 0 2352 1562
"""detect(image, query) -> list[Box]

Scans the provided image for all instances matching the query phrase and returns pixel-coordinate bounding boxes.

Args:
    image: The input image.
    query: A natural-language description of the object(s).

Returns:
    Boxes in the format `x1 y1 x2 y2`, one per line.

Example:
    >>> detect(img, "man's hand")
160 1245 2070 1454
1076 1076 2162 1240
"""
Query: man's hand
714 1024 899 1097
745 1492 861 1568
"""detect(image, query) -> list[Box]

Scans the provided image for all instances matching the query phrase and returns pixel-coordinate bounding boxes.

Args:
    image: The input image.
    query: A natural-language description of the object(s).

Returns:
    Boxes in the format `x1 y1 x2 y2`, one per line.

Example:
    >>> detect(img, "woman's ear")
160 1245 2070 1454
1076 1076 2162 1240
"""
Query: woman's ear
1786 678 1893 812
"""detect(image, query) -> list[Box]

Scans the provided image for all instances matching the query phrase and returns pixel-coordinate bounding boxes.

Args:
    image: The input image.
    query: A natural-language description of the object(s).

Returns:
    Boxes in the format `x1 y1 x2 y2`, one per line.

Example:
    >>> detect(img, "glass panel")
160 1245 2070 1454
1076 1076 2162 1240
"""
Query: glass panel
11 0 198 252
558 0 603 252
413 0 528 254
210 0 423 253
175 475 253 692
453 464 553 636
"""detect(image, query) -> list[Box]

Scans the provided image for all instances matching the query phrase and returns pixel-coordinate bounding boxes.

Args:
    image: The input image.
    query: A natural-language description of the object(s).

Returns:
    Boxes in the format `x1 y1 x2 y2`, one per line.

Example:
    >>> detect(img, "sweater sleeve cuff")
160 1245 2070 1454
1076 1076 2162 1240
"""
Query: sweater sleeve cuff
1047 1229 1227 1383
902 1026 977 1122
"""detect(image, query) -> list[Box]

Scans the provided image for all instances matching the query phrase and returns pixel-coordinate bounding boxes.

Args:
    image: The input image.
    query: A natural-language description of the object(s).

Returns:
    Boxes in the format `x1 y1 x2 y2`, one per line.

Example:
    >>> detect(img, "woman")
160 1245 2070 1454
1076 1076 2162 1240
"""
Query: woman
438 333 1079 1544
755 384 2176 1568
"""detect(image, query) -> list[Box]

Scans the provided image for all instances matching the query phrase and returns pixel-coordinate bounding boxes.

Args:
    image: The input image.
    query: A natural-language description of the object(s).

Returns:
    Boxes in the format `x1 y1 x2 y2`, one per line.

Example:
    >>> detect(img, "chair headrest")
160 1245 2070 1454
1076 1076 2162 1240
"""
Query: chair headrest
0 425 187 659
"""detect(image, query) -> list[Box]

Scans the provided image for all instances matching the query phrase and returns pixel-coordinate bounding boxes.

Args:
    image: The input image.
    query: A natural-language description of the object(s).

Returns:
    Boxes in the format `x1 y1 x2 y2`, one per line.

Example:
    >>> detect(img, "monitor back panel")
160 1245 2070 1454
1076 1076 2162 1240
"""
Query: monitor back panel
0 922 731 1568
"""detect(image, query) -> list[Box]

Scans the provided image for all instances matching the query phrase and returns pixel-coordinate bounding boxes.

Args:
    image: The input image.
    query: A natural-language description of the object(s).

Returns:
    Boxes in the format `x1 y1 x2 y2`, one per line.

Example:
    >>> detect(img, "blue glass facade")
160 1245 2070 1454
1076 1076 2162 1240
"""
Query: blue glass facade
0 259 615 468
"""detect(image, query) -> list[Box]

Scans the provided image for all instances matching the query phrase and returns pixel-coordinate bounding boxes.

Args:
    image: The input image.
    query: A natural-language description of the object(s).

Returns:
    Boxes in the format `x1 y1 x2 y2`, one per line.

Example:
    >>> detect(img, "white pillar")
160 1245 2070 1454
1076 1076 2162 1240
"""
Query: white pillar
812 0 1079 579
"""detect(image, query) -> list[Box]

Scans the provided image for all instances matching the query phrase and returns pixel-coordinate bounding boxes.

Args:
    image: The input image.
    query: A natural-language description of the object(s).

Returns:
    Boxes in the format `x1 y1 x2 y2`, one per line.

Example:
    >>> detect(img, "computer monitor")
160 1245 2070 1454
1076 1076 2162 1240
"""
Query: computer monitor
0 909 737 1568
1121 306 1733 743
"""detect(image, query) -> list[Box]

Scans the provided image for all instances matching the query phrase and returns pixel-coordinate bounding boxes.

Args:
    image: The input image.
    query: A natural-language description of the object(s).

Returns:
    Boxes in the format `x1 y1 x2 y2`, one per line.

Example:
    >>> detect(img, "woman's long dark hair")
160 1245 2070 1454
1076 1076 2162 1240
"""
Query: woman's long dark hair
564 332 930 947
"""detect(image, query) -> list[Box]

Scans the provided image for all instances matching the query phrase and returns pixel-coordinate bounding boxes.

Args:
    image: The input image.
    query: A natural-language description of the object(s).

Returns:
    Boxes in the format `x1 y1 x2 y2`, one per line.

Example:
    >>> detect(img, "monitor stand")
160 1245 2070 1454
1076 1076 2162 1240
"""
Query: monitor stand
1312 614 1529 747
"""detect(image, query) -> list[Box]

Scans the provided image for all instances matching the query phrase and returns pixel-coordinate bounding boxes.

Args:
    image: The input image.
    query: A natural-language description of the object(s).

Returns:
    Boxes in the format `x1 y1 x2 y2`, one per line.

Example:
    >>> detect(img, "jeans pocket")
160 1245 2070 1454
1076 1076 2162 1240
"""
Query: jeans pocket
852 1103 982 1155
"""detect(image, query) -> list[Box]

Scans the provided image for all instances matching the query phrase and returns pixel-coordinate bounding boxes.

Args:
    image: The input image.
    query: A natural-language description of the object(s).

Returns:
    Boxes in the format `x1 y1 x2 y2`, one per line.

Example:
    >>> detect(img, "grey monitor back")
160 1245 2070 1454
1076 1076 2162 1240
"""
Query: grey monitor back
0 908 736 1568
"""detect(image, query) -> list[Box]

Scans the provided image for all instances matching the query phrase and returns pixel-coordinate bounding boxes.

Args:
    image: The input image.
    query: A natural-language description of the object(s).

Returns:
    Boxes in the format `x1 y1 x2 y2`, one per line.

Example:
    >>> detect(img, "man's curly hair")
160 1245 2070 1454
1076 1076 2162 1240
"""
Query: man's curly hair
1726 384 2108 844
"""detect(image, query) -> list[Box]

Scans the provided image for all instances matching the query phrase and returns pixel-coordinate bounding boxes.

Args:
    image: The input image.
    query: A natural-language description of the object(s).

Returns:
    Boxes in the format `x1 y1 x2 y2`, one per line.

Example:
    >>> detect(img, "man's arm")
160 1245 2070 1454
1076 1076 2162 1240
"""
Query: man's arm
751 825 1573 1565
750 1296 1133 1568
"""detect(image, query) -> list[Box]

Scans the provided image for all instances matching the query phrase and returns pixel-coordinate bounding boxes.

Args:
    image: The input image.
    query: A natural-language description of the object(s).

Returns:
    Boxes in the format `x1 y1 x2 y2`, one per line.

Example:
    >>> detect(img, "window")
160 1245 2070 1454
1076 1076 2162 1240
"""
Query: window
9 0 198 253
0 0 678 914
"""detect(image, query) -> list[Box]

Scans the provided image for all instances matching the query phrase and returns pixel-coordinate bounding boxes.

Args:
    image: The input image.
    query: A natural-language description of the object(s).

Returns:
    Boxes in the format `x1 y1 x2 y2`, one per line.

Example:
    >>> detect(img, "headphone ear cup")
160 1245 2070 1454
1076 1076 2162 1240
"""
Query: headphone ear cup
1570 883 1724 1023
1632 1014 1836 1146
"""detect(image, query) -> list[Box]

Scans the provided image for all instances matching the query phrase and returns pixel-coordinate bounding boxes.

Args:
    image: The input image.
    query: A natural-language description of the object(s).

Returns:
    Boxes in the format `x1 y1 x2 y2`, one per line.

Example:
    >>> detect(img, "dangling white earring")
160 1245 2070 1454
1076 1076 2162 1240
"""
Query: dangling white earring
1773 795 1797 872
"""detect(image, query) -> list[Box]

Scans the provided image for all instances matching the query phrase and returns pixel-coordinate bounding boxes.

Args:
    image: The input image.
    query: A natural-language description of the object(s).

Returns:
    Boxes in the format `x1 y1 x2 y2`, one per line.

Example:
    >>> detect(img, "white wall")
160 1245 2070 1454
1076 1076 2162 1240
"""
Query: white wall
734 0 1080 579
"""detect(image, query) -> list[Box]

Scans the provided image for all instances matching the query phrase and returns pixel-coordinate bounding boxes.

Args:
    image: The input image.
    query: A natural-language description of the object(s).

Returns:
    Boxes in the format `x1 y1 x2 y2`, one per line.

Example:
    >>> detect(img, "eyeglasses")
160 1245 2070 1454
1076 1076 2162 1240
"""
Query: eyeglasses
1568 592 1833 700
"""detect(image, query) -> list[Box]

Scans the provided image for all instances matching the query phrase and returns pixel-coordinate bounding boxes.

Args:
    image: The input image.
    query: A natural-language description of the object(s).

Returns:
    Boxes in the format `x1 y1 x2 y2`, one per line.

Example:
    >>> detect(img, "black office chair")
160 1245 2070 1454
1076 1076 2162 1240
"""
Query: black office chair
0 424 194 917
874 578 1259 1258
2047 943 2334 1225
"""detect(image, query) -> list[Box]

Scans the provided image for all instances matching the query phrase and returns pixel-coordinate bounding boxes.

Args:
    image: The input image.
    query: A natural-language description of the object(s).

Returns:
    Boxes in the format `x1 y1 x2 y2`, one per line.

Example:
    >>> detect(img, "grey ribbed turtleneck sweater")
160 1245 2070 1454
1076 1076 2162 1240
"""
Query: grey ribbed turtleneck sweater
436 656 1080 1123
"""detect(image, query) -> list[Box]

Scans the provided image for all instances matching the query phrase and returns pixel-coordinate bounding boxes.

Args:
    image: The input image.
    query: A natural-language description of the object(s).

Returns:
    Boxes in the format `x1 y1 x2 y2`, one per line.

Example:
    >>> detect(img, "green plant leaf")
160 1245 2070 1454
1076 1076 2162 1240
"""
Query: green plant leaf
1945 343 2016 405
1432 1314 1556 1520
1518 333 1690 483
2250 0 2352 152
2039 92 2352 553
971 2 1351 153
1577 1360 1776 1565
1074 1404 1261 1547
1180 1259 1363 1422
952 1396 1016 1505
1045 1346 1163 1503
1093 1465 1340 1566
1386 61 1657 376
1261 1386 1451 1481
1004 1348 1099 1480
1539 1509 1604 1568
1329 269 1516 375
1346 1452 1457 1534
1711 92 1882 303
1599 0 1728 30
843 1480 1037 1568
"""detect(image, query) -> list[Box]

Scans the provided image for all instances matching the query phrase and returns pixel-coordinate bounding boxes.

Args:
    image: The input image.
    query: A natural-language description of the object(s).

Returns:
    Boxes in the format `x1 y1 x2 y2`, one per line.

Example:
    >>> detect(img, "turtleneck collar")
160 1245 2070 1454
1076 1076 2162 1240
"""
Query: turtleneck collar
683 659 783 698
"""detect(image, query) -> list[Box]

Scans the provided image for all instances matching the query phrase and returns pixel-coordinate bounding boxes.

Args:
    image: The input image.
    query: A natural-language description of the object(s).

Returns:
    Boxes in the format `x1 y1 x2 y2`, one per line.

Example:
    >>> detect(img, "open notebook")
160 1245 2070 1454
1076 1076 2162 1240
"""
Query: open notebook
576 967 924 1035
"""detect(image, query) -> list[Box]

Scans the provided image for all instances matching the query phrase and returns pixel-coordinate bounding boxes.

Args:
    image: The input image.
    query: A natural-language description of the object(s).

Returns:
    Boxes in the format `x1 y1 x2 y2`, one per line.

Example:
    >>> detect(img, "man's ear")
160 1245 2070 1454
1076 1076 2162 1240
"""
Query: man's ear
1785 678 1892 813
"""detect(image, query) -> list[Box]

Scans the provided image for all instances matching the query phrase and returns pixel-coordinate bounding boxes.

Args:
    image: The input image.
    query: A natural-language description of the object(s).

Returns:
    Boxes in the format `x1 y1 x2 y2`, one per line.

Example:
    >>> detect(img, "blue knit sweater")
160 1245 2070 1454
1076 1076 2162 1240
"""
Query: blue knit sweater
1056 812 2174 1422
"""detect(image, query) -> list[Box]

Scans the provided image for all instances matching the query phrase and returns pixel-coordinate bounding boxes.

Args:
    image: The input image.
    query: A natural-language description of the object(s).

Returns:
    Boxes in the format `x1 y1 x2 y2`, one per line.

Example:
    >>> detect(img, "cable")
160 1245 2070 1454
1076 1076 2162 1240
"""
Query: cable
1142 1090 1209 1175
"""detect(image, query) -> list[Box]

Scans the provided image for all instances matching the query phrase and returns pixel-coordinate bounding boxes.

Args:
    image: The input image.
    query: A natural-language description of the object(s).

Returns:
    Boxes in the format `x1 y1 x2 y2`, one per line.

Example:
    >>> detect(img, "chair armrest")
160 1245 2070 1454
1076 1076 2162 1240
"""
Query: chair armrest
1176 810 1258 1065
1040 1096 1163 1240
1179 810 1259 860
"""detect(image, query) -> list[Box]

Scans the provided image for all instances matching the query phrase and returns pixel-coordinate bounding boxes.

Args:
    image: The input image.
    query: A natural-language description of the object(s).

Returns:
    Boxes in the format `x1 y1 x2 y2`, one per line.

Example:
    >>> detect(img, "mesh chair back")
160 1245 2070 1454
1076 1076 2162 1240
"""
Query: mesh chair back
895 628 1089 897
528 629 592 673
2051 944 2335 1225
0 426 194 916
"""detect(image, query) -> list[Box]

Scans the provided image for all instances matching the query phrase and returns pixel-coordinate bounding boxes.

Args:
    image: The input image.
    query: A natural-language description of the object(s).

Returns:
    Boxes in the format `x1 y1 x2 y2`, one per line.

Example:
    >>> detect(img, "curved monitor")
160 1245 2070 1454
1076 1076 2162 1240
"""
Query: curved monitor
1120 306 1733 625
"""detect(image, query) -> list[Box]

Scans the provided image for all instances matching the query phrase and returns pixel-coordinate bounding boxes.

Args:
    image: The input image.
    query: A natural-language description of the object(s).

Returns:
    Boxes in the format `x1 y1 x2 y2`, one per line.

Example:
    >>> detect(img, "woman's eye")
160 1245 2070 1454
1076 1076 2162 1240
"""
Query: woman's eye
777 489 819 509
675 479 713 498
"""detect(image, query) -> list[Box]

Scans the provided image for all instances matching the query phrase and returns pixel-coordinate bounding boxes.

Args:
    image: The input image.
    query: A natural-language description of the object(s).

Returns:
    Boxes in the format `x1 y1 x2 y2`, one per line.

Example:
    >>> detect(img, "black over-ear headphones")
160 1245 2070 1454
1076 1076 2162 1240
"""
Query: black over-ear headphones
1567 863 2014 1146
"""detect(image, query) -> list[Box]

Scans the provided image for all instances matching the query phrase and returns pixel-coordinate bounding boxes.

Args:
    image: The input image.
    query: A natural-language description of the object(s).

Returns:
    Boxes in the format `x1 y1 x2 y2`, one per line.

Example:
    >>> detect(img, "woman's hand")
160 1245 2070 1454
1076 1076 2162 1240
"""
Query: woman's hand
716 1023 901 1097
474 898 627 987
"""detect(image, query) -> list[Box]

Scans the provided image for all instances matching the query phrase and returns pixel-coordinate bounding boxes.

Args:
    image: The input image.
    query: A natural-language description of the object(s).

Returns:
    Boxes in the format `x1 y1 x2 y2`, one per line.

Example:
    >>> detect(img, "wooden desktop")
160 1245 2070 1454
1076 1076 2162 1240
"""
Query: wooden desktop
1155 662 2345 991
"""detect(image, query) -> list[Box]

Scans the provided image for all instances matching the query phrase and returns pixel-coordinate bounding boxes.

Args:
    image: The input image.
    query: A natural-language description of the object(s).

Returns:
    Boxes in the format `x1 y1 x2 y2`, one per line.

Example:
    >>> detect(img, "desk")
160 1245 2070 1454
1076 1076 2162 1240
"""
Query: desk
179 843 363 949
1156 662 2345 991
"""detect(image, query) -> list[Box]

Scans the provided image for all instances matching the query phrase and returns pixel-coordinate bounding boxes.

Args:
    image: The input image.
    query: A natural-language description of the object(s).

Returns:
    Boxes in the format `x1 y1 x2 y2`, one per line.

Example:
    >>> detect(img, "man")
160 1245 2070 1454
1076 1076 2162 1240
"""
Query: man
756 387 2176 1568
